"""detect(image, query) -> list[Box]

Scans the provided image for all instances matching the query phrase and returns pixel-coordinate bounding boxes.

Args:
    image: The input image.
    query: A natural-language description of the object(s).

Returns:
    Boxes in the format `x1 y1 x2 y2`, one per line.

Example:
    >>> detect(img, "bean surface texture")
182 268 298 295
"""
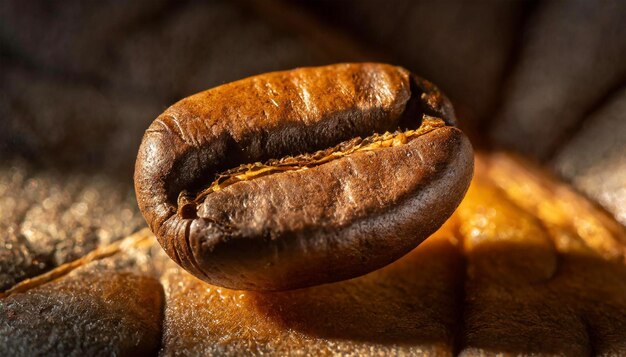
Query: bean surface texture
134 63 474 290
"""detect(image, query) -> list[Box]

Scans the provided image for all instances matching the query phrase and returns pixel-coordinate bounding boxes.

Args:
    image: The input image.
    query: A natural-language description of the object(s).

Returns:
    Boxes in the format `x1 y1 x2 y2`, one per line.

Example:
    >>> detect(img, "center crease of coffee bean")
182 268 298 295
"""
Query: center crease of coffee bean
176 116 447 218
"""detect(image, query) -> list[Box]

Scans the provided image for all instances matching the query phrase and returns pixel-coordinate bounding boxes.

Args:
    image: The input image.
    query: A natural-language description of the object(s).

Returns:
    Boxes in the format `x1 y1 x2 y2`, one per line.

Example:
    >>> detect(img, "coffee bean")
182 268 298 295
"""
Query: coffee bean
134 63 473 291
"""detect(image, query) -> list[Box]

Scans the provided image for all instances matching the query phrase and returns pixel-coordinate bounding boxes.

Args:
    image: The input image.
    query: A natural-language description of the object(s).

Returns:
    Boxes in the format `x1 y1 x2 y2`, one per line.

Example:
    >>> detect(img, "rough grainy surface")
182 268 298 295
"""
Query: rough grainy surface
1 154 624 356
0 231 165 357
553 88 626 226
0 162 144 291
135 63 473 290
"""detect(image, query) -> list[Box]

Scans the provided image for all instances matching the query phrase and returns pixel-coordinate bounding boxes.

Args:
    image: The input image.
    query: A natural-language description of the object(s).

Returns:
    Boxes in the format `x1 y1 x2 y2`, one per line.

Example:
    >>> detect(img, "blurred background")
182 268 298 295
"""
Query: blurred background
0 0 625 289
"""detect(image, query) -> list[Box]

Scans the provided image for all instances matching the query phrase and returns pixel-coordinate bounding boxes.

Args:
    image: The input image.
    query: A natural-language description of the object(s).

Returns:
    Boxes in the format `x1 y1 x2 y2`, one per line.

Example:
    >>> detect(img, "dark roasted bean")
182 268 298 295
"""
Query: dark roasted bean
134 63 474 291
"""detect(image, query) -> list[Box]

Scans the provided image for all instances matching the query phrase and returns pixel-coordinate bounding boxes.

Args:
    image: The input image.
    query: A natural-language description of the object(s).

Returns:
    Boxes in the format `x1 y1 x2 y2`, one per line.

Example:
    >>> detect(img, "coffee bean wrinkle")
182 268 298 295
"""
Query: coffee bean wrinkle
135 63 473 290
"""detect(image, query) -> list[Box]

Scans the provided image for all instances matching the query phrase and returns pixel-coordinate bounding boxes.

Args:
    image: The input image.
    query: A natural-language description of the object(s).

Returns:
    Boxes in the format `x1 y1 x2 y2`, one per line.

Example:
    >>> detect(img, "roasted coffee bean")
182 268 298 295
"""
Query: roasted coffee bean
134 63 474 291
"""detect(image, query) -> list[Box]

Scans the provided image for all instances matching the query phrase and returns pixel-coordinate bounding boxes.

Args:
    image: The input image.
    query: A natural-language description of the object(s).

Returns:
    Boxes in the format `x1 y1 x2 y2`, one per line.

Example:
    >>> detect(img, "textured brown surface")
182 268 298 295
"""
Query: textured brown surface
159 153 626 356
1 0 625 355
0 162 144 291
0 230 165 356
462 153 626 356
1 153 624 356
135 63 473 290
159 223 463 356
